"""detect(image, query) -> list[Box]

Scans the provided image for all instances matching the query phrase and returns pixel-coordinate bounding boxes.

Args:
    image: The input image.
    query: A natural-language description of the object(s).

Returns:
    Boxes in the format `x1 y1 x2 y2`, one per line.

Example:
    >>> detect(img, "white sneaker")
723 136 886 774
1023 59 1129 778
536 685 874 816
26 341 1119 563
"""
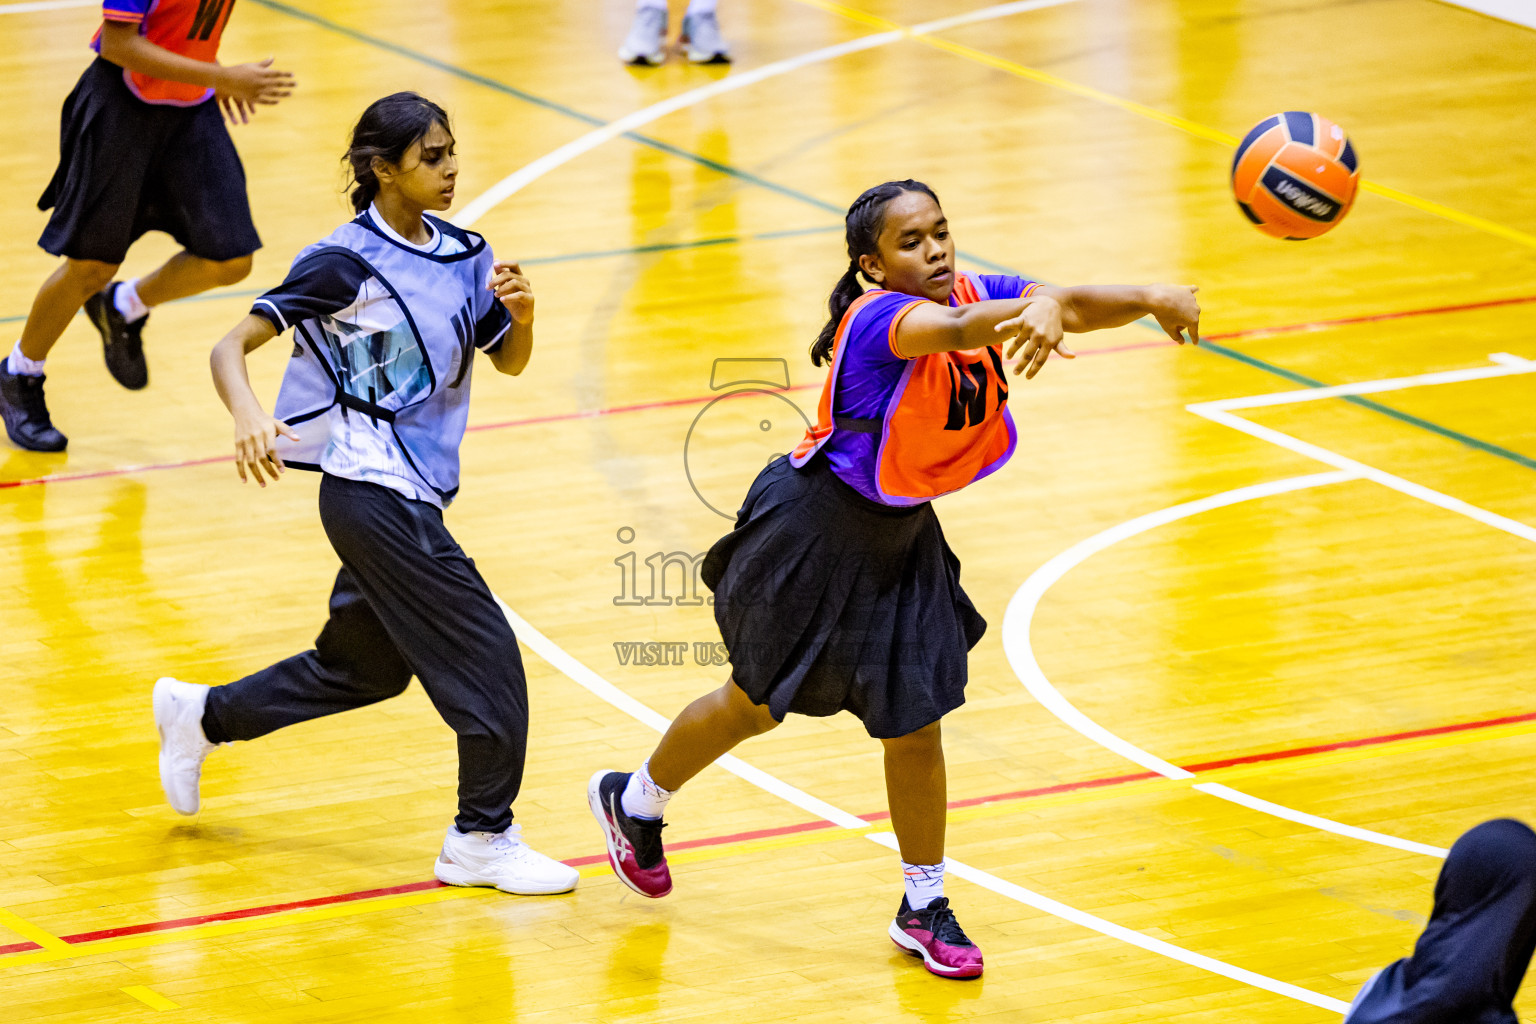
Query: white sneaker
152 677 216 815
434 825 579 895
618 5 668 65
680 11 731 64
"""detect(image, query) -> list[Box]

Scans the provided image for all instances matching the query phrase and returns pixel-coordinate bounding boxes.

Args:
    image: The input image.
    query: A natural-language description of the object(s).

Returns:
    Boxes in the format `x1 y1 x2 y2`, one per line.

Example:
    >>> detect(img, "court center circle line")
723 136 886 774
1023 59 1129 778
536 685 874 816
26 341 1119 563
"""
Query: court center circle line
1000 469 1452 859
451 0 1083 229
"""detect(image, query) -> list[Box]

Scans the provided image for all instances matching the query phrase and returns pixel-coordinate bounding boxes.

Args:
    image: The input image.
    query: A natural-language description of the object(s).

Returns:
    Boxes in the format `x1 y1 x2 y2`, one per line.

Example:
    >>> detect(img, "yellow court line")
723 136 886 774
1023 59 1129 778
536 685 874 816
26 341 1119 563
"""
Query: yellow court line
121 986 181 1011
4 716 1533 969
0 907 69 953
786 0 1536 250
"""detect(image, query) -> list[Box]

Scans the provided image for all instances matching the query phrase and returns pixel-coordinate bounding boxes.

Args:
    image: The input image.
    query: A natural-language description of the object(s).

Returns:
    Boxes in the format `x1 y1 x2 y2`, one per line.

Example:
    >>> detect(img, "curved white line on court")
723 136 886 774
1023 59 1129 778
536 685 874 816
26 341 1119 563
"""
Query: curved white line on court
1001 469 1452 860
491 594 1350 1015
459 1 1344 1008
453 0 1082 228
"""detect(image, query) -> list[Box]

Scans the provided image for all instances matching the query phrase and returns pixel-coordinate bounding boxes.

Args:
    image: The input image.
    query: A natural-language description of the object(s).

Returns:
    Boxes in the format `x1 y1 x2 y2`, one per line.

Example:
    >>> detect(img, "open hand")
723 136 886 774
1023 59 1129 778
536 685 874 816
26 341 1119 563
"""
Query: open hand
215 58 295 124
997 295 1075 378
233 410 299 487
490 261 535 324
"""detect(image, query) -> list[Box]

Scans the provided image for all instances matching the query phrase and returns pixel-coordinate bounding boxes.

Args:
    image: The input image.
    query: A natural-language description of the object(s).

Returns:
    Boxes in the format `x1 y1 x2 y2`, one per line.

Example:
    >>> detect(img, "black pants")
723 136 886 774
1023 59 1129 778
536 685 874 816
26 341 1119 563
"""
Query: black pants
202 475 528 834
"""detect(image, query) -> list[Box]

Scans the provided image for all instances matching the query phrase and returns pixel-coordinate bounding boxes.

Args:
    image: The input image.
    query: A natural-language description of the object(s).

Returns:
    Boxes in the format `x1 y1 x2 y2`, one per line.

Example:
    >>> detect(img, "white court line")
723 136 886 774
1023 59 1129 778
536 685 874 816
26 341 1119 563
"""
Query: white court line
864 832 1349 1012
453 2 1347 1009
1187 406 1536 546
1195 785 1447 859
452 0 1082 228
1204 357 1536 412
1436 0 1536 30
491 595 1350 1014
1001 471 1357 781
1006 357 1536 860
999 469 1449 858
0 0 94 12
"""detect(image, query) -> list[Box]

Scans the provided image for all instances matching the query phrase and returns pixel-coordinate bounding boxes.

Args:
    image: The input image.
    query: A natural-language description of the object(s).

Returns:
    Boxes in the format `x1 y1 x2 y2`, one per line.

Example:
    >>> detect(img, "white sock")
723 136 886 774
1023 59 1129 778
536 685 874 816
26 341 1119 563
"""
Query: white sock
112 279 149 323
636 0 666 12
902 860 945 910
685 0 717 13
620 761 673 820
7 341 45 377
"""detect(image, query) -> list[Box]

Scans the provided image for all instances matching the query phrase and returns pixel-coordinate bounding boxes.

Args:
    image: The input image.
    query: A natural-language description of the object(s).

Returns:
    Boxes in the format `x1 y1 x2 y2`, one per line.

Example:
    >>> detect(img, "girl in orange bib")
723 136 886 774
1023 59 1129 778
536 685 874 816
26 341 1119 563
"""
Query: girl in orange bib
589 179 1201 978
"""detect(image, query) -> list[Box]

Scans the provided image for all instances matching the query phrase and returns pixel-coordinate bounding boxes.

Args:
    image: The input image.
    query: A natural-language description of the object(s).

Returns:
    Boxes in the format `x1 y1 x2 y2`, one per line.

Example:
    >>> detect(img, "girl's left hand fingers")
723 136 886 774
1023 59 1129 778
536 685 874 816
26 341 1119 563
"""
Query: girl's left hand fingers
1013 334 1039 374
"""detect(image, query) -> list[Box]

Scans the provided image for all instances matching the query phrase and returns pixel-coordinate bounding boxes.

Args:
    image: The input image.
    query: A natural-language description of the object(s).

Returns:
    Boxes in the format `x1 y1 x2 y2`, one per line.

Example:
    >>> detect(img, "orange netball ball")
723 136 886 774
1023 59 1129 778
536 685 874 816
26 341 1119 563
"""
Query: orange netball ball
1231 111 1360 239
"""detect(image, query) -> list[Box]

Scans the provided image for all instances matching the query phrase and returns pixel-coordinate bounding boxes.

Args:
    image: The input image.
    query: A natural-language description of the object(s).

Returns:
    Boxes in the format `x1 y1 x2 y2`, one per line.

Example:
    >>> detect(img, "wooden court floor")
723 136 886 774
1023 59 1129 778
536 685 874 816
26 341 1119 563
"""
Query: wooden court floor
3 0 1535 1020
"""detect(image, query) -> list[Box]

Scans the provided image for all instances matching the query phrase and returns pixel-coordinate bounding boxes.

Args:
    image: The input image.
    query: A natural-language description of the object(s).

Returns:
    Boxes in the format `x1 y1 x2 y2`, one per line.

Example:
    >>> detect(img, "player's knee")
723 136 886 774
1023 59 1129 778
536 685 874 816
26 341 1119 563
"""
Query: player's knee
65 258 118 293
884 721 942 754
376 668 412 698
722 682 778 736
209 255 253 286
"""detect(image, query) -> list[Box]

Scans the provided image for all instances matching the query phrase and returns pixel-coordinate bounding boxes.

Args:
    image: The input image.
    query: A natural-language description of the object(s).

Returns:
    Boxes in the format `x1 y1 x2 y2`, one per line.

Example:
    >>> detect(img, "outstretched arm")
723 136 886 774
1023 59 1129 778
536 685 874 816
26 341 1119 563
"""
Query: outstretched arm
1035 284 1201 343
210 314 298 487
895 295 1069 378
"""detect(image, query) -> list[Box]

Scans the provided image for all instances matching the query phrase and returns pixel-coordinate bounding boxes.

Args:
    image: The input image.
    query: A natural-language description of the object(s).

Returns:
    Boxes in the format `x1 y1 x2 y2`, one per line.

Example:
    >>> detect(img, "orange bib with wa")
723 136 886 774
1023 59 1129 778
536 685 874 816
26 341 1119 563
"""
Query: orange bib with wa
791 274 1029 506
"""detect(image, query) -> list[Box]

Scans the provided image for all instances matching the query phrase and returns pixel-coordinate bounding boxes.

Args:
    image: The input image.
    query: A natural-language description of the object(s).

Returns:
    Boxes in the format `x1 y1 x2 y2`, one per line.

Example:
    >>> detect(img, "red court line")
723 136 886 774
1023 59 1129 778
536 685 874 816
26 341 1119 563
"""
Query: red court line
9 705 1530 957
1204 293 1536 343
5 291 1531 492
1183 709 1536 773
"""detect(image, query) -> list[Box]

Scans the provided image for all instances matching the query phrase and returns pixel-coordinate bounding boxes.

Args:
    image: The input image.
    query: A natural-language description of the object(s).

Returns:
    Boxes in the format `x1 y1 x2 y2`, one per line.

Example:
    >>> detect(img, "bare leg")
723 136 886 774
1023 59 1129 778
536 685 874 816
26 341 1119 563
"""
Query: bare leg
647 677 779 791
135 253 252 307
882 721 946 865
17 259 119 361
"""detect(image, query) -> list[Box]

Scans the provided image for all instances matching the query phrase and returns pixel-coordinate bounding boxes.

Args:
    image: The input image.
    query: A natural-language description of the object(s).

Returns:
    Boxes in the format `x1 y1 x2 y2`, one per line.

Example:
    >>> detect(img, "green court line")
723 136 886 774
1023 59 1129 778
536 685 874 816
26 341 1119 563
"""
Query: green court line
245 0 1029 278
13 0 1531 476
0 226 842 326
249 0 846 218
1202 341 1536 470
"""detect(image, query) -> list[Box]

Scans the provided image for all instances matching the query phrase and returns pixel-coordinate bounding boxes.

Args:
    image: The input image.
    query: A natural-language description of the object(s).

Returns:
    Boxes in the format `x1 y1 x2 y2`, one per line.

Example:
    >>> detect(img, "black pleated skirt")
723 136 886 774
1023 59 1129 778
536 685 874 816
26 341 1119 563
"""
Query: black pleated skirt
702 454 986 739
38 58 260 264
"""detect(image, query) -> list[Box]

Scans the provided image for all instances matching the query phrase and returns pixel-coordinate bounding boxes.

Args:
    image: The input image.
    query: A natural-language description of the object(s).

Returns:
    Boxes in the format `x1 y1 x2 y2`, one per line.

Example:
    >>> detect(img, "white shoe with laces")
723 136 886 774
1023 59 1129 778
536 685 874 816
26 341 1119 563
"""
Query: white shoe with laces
434 825 579 895
680 11 731 64
618 6 668 65
152 677 217 815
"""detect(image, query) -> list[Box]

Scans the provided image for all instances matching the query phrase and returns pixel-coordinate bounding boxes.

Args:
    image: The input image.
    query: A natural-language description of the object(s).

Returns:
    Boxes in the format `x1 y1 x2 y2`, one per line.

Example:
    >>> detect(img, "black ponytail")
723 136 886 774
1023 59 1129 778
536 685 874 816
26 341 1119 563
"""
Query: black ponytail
809 179 940 366
344 92 452 214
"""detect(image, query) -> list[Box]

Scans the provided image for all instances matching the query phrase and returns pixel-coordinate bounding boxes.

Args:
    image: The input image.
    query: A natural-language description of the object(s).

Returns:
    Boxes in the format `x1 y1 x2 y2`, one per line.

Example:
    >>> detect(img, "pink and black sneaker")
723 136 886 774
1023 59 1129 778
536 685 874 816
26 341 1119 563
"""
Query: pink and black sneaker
889 896 984 978
588 770 673 898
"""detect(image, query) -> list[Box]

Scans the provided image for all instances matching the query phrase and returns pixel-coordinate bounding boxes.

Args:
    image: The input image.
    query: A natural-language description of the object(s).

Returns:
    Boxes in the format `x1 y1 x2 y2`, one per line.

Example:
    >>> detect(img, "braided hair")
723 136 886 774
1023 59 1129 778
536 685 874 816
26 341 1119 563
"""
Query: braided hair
344 92 452 214
809 180 940 366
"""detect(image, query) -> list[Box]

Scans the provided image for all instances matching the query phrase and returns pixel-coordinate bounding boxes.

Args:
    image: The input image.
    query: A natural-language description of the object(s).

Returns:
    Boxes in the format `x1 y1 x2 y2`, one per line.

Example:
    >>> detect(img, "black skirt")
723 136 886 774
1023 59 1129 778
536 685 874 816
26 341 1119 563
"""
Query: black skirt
38 58 261 264
702 454 986 739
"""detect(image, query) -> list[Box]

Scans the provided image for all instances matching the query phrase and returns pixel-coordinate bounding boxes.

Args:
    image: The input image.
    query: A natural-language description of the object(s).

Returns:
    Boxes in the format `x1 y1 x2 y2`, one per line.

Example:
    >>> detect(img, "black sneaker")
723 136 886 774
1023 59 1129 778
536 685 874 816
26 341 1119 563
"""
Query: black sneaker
0 364 68 452
587 770 672 897
889 896 984 978
83 284 148 390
